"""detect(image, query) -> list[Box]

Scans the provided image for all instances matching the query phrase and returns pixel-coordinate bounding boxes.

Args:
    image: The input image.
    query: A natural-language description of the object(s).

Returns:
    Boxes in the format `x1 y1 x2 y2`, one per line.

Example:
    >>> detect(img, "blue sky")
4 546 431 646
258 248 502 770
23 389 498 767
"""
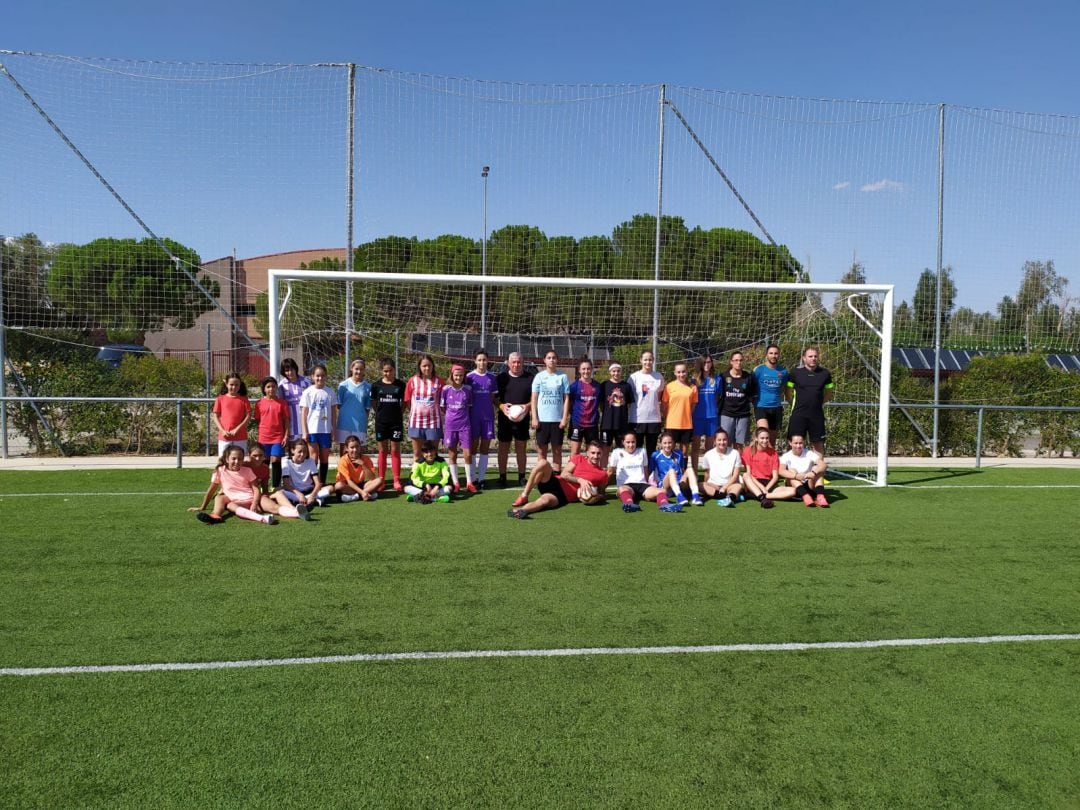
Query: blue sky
5 0 1080 313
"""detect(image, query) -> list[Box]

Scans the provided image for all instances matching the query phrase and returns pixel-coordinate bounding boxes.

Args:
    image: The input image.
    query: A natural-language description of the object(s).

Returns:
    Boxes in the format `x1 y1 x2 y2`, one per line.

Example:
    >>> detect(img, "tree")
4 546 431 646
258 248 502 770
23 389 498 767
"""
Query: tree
910 266 956 346
47 237 215 344
1015 259 1069 348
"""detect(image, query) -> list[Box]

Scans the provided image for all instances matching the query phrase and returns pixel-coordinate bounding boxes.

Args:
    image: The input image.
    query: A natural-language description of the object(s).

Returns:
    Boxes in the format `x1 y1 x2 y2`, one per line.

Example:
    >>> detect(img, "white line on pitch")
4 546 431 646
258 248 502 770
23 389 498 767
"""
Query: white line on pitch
3 633 1078 677
889 484 1080 489
0 491 204 497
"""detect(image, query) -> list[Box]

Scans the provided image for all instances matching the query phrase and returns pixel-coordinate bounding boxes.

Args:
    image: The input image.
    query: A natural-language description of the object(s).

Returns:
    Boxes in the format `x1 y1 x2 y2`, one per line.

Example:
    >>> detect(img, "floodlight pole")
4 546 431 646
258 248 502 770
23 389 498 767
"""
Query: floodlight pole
481 165 490 349
932 103 945 458
653 84 666 361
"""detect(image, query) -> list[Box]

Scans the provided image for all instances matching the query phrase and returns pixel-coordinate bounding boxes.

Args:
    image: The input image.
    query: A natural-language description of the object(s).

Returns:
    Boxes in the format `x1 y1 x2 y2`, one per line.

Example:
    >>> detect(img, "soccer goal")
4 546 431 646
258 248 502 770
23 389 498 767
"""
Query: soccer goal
267 270 895 485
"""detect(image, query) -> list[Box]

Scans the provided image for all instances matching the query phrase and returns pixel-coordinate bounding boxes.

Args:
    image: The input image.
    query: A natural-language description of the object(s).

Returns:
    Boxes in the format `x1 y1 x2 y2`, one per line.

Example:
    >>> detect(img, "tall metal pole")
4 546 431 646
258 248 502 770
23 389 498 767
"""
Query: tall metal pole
344 64 357 369
481 165 489 349
932 103 945 457
653 84 666 361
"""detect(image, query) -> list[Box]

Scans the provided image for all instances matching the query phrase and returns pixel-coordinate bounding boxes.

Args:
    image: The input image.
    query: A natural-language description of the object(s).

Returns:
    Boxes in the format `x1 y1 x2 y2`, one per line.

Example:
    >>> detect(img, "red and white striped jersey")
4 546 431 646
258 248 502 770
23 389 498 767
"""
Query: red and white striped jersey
405 375 444 429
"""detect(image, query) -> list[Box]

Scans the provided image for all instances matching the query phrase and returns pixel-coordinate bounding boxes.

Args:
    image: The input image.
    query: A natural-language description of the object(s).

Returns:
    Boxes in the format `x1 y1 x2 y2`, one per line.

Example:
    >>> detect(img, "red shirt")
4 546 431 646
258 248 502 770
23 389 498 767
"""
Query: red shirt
558 453 609 502
213 394 250 440
741 446 778 480
253 397 290 445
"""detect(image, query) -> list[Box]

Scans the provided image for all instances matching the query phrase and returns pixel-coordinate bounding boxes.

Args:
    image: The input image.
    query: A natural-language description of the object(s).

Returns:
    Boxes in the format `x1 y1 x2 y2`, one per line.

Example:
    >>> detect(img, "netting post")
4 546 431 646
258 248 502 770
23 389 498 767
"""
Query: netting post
204 324 212 456
877 286 895 485
268 272 281 387
345 64 356 369
481 165 490 349
0 233 7 459
652 84 666 361
932 103 946 458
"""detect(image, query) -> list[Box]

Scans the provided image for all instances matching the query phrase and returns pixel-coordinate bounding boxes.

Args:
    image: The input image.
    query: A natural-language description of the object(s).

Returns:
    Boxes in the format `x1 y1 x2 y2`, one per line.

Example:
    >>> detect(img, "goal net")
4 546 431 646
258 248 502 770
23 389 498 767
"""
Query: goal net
267 269 894 485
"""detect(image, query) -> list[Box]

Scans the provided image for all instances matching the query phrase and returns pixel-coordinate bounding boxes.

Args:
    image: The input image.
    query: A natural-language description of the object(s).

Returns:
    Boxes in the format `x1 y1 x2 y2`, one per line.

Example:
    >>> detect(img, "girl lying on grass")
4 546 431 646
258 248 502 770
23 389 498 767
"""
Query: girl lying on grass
189 445 277 525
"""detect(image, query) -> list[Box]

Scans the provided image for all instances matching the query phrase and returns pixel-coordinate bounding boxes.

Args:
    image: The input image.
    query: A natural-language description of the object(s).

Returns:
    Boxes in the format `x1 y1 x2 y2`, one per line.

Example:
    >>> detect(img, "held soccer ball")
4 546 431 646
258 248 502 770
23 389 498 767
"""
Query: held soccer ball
577 482 604 505
506 404 526 421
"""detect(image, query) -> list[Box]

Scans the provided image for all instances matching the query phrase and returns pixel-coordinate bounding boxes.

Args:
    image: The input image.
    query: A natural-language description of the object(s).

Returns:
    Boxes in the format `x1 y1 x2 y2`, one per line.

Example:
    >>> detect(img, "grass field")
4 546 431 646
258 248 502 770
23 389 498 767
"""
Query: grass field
2 467 1078 807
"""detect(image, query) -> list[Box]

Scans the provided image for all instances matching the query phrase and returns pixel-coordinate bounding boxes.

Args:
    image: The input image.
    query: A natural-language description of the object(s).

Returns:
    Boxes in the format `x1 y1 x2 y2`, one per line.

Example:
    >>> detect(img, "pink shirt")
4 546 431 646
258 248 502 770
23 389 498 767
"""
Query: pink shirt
212 465 258 503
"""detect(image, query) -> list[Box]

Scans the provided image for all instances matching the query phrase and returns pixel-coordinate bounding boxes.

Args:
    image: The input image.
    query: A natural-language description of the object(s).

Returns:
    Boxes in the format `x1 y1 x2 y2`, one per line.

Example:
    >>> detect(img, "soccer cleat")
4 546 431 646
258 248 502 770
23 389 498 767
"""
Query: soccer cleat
466 483 478 494
691 495 704 507
738 494 747 502
512 494 528 507
660 502 683 513
366 492 378 501
507 508 529 519
816 493 830 508
622 502 641 513
477 480 486 492
518 474 527 487
802 493 816 507
296 504 311 521
340 493 360 503
406 494 415 502
392 480 404 492
497 475 507 489
196 512 222 525
436 495 450 503
676 494 688 506
716 497 732 508
760 497 774 509
315 497 328 508
265 514 278 525
452 483 461 494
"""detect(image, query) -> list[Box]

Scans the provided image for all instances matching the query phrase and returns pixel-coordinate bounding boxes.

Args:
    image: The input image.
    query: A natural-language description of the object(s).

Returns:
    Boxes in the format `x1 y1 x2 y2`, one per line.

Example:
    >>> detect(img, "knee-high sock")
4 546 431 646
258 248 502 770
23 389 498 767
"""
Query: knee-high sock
278 504 299 518
391 452 402 482
271 460 282 489
235 506 268 523
318 462 329 485
377 450 387 480
448 462 459 487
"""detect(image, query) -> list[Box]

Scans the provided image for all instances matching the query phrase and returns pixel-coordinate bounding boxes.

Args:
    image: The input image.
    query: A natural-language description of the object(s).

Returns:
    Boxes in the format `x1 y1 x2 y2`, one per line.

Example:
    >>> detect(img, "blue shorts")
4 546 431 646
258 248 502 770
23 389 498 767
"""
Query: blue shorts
408 427 442 442
307 433 332 450
692 416 717 437
264 442 286 458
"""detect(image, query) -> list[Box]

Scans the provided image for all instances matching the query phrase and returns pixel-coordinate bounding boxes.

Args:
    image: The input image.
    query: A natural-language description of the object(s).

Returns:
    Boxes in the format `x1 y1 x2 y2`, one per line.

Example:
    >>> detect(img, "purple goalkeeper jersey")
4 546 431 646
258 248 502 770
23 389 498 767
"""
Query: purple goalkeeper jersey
441 384 473 432
466 371 497 423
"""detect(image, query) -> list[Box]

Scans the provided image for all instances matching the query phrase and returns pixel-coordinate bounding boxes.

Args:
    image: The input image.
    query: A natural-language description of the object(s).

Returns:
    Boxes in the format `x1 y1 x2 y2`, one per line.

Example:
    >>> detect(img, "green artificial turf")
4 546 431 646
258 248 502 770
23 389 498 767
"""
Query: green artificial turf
1 467 1078 806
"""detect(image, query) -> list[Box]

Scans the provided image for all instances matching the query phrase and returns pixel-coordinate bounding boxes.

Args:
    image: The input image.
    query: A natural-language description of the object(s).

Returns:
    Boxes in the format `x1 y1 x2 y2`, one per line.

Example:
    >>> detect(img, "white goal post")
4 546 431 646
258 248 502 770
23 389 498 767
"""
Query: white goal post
268 269 895 485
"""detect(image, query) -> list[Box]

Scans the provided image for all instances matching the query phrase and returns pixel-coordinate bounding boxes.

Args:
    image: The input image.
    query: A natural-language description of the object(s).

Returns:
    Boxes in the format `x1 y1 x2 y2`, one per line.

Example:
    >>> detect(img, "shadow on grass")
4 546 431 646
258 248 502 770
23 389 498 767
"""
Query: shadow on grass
889 468 986 486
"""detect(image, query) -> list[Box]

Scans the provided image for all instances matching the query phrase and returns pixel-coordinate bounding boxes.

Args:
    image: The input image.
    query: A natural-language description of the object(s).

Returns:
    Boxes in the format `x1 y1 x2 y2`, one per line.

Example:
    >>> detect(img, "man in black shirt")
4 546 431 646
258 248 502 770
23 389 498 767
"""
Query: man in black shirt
784 346 834 456
496 352 535 487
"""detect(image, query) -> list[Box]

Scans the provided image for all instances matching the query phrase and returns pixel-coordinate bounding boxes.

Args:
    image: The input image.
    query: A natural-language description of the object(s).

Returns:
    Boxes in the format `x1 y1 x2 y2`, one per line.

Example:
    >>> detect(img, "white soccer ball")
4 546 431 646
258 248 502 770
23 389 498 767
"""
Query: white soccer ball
577 482 603 504
506 404 526 421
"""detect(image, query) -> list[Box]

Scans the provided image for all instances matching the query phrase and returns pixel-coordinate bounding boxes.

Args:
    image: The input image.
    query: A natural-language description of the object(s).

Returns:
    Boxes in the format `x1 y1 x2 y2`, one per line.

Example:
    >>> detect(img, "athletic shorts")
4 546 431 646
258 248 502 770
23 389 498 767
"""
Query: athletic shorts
755 406 784 431
787 412 826 443
262 442 286 459
335 429 367 446
375 421 403 442
621 481 650 502
535 422 564 447
633 422 661 437
497 412 530 442
692 416 717 438
408 427 441 442
218 439 248 457
568 425 599 445
470 416 496 441
720 415 751 445
600 428 630 447
537 474 569 507
668 427 693 446
307 433 332 450
443 427 472 450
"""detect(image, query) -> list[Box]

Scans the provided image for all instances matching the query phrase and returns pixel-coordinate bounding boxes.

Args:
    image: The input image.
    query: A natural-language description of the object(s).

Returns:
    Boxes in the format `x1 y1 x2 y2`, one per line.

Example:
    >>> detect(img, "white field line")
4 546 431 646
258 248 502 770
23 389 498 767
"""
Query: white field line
3 633 1078 678
0 491 204 497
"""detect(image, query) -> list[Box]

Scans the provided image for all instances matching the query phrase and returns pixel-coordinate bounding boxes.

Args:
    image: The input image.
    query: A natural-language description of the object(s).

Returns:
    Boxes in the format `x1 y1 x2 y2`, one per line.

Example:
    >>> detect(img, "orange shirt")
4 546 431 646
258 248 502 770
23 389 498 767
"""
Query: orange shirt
662 380 698 430
336 453 376 485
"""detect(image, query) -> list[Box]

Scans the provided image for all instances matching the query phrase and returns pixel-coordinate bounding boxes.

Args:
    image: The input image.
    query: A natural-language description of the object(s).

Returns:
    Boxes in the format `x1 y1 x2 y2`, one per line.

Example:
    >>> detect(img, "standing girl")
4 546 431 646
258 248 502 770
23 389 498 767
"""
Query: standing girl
467 349 498 489
371 358 407 491
299 364 339 487
252 376 290 490
212 372 251 458
629 350 664 456
568 358 602 458
691 354 721 472
336 358 371 456
405 354 444 464
277 358 310 441
440 364 475 493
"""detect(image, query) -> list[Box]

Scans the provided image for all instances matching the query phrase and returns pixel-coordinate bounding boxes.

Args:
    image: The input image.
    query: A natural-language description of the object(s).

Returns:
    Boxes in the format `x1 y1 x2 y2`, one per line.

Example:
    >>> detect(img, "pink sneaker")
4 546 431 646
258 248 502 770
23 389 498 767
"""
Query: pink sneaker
512 494 528 508
815 493 830 508
802 493 816 507
466 483 478 494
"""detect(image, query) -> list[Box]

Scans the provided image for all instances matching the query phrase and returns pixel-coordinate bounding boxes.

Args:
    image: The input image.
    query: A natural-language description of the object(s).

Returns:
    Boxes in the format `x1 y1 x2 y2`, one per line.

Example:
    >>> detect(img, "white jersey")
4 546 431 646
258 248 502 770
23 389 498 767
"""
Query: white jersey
282 457 318 492
779 448 821 476
628 370 663 423
702 447 742 486
299 385 338 434
608 447 648 486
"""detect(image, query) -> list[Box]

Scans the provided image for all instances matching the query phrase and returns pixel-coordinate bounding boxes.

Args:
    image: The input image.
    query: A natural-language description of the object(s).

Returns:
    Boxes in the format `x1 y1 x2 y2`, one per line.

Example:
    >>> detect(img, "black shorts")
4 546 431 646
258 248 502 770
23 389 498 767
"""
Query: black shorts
537 474 569 507
536 422 565 447
497 412 530 442
601 428 631 446
374 422 403 442
787 412 826 443
668 428 693 445
622 481 650 502
634 422 661 436
569 425 599 445
755 406 784 431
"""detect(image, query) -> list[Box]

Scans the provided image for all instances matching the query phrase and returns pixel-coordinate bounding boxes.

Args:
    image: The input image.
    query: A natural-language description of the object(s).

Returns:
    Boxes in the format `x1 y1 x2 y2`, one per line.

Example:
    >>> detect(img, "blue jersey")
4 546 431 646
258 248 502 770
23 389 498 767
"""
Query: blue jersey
650 449 685 483
569 378 602 428
693 374 721 421
752 364 789 409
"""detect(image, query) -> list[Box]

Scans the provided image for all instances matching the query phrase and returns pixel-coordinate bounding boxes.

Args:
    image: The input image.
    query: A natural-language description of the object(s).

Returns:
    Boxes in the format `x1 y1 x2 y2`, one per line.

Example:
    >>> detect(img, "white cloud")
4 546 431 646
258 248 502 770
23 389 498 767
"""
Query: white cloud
832 181 850 190
860 178 904 192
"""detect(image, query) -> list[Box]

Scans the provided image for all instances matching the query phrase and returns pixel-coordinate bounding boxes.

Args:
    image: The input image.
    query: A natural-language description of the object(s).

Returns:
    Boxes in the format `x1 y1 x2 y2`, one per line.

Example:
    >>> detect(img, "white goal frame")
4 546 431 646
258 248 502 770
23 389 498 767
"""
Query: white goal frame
268 270 895 486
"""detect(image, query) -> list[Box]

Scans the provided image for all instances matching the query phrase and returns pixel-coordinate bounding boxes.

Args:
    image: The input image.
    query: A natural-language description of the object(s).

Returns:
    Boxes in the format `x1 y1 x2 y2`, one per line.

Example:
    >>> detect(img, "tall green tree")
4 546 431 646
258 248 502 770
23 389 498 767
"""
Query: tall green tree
47 237 214 343
911 266 957 345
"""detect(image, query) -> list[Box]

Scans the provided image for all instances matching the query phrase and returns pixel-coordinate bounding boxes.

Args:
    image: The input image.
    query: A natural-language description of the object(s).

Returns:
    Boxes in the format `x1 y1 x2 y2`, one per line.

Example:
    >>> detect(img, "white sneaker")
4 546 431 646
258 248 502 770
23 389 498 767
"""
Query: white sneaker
340 493 360 503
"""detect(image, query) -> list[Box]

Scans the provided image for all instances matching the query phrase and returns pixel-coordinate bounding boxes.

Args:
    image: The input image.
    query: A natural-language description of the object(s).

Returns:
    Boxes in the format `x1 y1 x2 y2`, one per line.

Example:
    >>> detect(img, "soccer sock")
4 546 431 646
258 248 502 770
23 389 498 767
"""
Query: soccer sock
449 462 459 488
234 506 265 523
477 454 489 481
656 491 669 506
318 462 328 484
279 505 299 518
391 452 402 481
757 493 767 502
796 484 810 498
317 486 333 499
404 485 422 497
619 489 634 506
815 485 826 496
377 450 387 480
464 462 473 485
271 460 282 489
